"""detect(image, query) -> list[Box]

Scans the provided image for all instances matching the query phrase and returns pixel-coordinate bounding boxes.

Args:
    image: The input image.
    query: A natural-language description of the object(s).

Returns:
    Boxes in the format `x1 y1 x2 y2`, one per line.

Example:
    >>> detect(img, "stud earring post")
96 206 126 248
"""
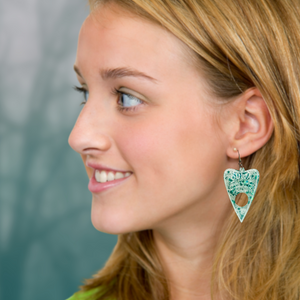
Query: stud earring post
233 148 244 170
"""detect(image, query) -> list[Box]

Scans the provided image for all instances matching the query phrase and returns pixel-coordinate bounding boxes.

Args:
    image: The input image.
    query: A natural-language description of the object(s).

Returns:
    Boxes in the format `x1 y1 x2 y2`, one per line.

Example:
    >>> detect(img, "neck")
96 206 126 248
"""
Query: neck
152 186 231 300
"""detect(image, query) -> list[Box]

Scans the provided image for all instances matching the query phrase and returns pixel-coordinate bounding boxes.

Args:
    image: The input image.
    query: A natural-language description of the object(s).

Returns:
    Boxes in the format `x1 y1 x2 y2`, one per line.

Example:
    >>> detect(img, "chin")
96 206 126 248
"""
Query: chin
90 203 141 235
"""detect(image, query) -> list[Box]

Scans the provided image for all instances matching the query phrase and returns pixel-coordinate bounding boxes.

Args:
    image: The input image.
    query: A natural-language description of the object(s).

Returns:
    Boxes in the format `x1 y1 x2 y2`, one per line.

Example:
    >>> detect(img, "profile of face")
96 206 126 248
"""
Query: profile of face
69 3 235 235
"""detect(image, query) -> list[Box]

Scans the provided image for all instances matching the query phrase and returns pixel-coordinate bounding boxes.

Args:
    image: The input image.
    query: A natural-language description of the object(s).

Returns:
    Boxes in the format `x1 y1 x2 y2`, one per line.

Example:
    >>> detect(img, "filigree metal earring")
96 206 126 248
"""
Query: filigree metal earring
223 148 260 222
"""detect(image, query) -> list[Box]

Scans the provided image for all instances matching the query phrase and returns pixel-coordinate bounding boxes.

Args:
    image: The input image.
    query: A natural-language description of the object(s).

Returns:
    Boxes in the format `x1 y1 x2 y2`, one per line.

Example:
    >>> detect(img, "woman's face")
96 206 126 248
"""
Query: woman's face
69 3 231 234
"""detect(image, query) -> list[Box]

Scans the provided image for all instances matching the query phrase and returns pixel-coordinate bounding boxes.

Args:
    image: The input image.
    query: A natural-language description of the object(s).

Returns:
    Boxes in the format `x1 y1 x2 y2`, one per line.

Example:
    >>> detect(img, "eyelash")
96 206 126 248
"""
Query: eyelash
111 87 144 112
73 86 89 105
73 85 143 112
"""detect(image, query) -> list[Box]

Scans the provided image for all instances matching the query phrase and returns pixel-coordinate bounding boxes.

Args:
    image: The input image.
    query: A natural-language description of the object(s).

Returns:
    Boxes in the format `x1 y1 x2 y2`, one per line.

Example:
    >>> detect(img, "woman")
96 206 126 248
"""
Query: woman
67 0 300 299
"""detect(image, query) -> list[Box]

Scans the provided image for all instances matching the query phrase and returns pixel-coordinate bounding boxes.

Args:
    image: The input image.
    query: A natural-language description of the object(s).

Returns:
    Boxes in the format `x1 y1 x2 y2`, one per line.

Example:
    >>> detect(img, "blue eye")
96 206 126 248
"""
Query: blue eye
118 93 143 107
83 90 89 101
113 88 144 112
73 86 89 105
74 85 144 112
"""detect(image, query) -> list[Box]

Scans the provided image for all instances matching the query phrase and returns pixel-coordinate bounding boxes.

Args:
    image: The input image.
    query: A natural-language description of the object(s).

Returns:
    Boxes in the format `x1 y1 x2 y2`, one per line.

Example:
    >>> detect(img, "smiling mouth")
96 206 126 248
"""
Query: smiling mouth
88 169 132 194
95 169 132 183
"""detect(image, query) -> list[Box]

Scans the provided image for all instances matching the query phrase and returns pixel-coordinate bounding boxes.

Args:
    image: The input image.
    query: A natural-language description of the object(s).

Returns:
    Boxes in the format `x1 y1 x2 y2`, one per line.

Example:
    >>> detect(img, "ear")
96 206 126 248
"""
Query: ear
225 87 274 159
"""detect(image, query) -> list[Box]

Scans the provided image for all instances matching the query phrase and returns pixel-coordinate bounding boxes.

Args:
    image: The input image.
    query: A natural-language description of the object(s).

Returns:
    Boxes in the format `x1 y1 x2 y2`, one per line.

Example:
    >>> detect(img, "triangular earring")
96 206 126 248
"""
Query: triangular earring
223 148 259 222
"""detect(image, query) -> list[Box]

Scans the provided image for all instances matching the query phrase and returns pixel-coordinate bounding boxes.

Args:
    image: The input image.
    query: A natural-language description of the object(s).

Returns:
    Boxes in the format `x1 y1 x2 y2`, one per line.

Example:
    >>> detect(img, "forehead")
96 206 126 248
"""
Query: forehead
76 3 196 78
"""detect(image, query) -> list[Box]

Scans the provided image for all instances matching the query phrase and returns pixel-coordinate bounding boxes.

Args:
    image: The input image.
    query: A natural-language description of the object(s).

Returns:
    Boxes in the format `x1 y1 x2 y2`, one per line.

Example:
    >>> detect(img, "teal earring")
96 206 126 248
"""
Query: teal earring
223 148 260 223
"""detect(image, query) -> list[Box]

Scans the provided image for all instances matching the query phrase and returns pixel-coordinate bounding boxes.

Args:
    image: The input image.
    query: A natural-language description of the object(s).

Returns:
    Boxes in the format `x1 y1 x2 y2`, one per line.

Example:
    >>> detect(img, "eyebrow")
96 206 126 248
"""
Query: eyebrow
73 65 160 84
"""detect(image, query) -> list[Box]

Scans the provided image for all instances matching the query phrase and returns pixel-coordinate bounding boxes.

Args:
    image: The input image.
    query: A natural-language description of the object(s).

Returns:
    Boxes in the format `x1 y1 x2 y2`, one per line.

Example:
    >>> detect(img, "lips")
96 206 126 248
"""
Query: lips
95 169 131 183
86 161 132 173
88 168 132 193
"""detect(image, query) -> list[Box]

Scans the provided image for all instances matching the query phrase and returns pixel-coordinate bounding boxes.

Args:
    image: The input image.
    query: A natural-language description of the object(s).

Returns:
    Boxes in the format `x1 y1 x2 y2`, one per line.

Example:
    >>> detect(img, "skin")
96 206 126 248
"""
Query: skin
69 3 274 300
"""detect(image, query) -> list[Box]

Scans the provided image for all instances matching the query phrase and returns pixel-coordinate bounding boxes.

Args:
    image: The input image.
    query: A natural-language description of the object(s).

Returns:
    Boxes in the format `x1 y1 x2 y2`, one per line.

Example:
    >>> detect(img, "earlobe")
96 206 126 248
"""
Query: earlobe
227 87 274 158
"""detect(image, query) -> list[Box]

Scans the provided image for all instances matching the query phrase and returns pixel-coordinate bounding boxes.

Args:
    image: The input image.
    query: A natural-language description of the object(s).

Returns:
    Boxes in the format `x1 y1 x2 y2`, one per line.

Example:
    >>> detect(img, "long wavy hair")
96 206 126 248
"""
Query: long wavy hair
80 0 300 299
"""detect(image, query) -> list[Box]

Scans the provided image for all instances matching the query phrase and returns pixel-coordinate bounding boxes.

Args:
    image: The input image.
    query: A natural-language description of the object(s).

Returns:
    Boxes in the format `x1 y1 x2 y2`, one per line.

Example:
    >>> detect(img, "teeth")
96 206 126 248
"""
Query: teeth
95 170 102 182
107 171 115 181
95 170 131 183
99 170 107 183
115 172 125 179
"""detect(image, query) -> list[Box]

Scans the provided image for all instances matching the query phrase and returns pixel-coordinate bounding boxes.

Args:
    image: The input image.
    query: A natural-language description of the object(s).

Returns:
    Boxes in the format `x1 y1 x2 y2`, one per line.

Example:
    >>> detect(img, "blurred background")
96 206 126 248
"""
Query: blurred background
0 0 118 299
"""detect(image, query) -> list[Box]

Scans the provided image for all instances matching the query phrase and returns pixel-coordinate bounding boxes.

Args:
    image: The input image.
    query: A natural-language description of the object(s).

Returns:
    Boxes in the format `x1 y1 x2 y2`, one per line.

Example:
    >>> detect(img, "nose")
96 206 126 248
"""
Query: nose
68 104 112 155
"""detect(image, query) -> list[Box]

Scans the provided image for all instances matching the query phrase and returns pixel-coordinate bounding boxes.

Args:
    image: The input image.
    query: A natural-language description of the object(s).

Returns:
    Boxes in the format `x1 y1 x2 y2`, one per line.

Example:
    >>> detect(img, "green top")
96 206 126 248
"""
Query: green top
66 288 103 300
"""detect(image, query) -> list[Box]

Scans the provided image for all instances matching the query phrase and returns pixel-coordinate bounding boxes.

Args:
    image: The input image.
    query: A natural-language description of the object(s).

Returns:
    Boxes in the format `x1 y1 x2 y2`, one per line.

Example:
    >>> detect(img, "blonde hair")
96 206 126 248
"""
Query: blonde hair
81 0 300 299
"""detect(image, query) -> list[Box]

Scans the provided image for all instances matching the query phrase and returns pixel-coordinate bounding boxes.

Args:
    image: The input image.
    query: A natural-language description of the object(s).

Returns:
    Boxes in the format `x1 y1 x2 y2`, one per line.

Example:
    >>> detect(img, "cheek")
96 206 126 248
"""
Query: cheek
116 121 164 174
115 107 216 185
